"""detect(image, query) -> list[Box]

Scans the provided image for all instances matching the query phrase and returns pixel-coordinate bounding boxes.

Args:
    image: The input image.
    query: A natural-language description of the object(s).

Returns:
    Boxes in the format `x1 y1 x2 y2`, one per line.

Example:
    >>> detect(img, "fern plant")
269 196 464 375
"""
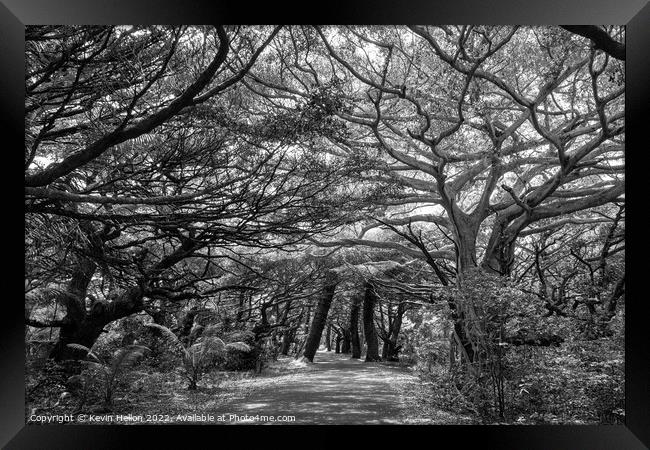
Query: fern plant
145 323 251 390
66 343 149 411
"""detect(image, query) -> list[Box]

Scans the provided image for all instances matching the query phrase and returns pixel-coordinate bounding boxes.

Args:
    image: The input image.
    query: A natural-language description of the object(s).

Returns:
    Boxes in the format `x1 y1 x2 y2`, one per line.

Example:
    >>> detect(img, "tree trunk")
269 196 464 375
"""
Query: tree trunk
51 319 106 361
304 305 311 333
50 285 145 361
445 213 483 364
294 338 307 358
235 291 246 322
390 305 404 347
341 329 351 353
280 329 293 356
326 324 332 351
349 295 361 358
48 235 198 361
49 257 98 360
453 212 480 276
381 340 390 360
382 303 405 361
281 305 301 356
605 274 625 320
449 300 476 363
481 219 520 276
302 272 338 362
362 282 381 362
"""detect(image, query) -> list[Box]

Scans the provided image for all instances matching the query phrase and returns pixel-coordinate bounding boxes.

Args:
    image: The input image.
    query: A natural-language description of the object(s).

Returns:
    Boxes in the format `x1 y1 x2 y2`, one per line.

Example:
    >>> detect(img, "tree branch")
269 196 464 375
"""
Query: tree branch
561 26 625 61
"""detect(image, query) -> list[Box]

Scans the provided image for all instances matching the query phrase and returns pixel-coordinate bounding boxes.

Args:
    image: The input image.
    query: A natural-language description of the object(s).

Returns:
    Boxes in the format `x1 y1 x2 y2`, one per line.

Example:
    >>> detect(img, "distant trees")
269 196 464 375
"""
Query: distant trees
362 282 381 362
302 270 338 362
349 295 362 358
516 202 625 335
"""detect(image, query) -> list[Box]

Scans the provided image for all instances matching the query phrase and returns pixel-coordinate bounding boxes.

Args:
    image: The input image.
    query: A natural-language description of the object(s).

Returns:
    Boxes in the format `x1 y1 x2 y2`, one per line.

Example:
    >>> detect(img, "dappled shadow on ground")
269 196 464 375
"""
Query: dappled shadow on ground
216 351 413 424
64 350 461 425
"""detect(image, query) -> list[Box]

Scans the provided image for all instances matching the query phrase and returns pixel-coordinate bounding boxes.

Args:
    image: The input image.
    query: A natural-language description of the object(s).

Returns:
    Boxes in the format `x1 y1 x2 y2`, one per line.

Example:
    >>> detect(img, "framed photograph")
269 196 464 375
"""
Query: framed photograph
7 0 649 448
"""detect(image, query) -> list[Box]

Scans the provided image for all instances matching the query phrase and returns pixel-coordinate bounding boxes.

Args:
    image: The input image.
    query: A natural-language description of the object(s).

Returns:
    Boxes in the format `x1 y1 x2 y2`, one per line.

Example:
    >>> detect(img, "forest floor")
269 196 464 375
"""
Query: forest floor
106 350 475 424
217 350 414 424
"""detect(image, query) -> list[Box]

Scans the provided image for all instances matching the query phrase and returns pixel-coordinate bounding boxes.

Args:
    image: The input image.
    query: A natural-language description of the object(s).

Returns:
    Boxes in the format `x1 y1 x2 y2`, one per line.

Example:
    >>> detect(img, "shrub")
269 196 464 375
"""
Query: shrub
26 358 72 416
66 343 149 412
144 323 251 389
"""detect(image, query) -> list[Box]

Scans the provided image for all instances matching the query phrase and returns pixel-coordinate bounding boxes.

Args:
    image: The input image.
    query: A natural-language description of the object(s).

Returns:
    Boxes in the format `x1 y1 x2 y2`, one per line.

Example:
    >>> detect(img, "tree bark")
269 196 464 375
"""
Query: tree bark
280 328 294 356
381 340 390 360
341 329 351 353
605 274 625 320
362 282 381 362
50 286 145 361
433 265 477 364
235 291 246 323
325 324 332 351
381 303 405 361
504 330 564 347
350 295 361 358
560 26 625 60
49 257 97 360
452 211 480 276
481 215 525 276
304 305 311 333
302 271 338 362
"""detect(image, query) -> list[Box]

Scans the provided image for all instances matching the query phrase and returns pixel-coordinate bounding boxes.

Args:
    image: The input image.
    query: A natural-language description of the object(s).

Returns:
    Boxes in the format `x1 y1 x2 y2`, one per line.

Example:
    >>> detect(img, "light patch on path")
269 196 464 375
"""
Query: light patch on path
215 350 418 425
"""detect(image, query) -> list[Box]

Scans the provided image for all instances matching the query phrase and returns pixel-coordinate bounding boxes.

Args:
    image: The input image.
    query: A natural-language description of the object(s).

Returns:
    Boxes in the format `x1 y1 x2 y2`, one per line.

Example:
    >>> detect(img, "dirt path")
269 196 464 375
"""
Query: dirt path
215 350 417 424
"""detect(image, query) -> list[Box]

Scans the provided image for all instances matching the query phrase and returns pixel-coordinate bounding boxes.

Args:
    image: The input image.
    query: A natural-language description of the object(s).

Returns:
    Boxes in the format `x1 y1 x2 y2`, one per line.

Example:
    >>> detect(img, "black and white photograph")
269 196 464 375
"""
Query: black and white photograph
23 24 628 427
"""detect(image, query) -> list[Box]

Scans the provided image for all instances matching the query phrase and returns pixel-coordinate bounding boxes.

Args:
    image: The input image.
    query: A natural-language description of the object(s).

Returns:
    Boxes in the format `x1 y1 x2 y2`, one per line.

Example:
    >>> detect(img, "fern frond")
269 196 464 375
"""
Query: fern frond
184 337 225 369
25 286 65 306
144 323 185 351
226 342 252 352
186 343 202 368
79 359 110 376
66 343 102 364
66 343 91 353
111 345 150 373
224 330 255 343
201 324 221 338
188 323 204 344
200 336 226 354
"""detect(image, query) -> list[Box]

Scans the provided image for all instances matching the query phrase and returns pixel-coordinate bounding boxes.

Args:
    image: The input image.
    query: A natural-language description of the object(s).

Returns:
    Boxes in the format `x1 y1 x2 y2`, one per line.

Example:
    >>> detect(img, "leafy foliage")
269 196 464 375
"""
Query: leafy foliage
24 25 625 424
65 343 149 411
144 323 251 390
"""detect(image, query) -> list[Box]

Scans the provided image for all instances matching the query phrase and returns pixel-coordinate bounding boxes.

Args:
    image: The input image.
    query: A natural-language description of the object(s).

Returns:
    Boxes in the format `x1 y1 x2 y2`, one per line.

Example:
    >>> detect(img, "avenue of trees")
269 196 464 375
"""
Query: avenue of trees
25 25 625 423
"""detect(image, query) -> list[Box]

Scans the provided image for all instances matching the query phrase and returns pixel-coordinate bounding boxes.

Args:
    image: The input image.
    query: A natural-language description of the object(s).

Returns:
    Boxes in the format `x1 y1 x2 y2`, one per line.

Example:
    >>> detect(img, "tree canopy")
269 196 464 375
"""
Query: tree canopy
25 25 624 424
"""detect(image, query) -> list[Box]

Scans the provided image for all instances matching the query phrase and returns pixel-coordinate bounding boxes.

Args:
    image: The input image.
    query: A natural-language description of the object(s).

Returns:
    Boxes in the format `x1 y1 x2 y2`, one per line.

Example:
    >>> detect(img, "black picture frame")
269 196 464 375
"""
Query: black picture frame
6 1 649 448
